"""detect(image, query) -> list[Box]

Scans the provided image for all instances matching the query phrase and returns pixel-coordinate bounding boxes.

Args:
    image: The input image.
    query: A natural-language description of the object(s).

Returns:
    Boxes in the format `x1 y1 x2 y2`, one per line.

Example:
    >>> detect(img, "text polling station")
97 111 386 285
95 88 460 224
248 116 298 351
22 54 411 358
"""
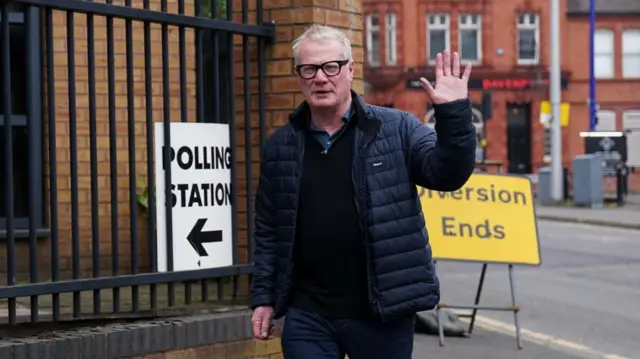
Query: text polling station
418 173 541 266
154 122 233 272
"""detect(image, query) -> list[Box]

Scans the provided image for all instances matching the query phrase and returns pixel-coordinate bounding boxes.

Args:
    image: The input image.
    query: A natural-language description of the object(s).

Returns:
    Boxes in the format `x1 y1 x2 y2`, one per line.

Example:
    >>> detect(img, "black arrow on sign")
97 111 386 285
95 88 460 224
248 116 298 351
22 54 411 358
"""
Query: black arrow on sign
187 218 223 257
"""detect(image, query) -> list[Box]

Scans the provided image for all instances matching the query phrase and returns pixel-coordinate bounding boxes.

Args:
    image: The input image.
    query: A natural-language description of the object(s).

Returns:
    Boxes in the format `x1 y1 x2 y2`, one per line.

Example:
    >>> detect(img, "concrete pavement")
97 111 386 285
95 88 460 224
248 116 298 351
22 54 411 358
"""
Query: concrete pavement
431 220 640 359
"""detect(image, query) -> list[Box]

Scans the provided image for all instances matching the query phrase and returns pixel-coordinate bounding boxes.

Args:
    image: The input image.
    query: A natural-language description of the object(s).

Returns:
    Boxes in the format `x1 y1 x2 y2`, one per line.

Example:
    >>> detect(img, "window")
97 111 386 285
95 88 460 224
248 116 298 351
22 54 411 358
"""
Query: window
595 110 616 131
458 13 482 63
594 29 614 78
516 13 539 65
623 110 640 131
624 110 640 167
427 13 450 64
622 29 640 78
365 14 381 66
385 13 397 65
0 4 43 231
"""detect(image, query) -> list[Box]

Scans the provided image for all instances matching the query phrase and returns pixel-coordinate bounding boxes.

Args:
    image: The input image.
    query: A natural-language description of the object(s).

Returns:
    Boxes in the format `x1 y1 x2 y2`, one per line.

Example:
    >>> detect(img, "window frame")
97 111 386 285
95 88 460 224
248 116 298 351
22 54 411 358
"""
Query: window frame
0 5 44 232
385 13 397 66
365 13 381 67
594 28 615 79
622 28 640 79
458 13 482 65
516 12 540 65
595 109 616 131
623 110 640 131
623 110 640 167
427 13 450 65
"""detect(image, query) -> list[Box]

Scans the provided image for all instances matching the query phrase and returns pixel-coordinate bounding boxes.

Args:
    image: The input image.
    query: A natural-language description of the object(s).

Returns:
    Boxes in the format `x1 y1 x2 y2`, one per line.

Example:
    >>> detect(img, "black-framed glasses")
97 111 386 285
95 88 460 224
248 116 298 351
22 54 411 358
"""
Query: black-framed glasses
295 59 349 80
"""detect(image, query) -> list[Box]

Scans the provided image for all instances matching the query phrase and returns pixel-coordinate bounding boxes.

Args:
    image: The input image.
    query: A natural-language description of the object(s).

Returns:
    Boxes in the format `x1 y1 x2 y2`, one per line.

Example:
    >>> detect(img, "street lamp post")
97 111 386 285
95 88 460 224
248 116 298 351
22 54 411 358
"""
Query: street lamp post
549 0 563 201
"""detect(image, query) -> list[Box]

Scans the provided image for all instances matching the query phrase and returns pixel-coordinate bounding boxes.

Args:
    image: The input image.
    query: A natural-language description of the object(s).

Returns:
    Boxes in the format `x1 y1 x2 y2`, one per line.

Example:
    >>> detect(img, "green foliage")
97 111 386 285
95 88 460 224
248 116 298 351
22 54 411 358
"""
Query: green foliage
199 0 228 19
136 176 151 218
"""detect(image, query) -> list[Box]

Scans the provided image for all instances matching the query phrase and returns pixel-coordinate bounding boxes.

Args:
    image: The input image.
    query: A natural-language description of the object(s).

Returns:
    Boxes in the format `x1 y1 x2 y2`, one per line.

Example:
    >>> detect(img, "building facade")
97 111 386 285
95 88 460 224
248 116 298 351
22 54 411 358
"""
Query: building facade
362 0 640 190
565 0 640 191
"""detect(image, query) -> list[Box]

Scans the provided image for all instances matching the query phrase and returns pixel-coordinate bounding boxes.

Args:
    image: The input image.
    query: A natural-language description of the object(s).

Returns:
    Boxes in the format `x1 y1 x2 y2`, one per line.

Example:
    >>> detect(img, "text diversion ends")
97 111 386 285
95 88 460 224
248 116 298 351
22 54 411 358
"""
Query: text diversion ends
418 173 540 265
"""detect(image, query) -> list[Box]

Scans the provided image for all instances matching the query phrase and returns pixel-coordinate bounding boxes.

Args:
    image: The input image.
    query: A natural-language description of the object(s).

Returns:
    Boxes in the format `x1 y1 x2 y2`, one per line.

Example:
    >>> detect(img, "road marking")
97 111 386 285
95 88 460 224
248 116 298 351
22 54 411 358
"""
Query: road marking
455 313 630 359
543 232 625 243
539 220 640 235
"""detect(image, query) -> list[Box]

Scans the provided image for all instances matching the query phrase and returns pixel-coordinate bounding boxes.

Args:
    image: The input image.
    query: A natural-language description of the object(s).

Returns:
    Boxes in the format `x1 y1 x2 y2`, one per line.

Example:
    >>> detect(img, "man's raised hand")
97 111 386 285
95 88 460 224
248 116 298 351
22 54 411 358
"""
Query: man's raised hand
419 50 472 105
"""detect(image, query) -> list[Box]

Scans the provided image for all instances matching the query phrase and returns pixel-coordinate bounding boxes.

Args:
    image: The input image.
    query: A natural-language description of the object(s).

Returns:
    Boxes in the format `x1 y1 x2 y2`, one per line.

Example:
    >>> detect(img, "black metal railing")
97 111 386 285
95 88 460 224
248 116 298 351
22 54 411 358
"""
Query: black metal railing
0 0 274 326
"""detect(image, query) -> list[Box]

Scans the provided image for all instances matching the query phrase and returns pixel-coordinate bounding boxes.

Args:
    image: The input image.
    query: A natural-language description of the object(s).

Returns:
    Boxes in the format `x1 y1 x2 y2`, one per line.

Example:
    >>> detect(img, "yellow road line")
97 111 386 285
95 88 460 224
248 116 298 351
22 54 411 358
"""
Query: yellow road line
455 313 630 359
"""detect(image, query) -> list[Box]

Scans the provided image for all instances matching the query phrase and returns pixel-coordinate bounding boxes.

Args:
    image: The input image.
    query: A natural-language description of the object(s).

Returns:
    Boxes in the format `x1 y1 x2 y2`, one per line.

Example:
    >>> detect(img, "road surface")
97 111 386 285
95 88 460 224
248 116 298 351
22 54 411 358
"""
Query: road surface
413 220 640 359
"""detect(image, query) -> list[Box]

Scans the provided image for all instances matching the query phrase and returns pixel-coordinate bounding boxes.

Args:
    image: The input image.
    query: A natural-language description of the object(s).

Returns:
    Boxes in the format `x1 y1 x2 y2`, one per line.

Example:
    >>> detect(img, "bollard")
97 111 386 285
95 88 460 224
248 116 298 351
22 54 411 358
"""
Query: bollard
623 166 629 196
562 166 569 202
616 166 624 207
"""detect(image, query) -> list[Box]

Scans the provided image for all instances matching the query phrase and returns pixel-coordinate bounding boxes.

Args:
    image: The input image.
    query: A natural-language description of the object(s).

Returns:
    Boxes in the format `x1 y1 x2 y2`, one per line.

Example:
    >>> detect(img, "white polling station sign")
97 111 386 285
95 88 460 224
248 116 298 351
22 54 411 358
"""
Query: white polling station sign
154 122 233 272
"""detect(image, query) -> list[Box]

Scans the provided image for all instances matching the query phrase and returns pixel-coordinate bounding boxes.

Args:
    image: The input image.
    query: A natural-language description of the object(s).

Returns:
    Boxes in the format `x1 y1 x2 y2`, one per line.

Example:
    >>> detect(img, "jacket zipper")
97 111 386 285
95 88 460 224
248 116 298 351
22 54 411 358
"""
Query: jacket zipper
353 131 380 318
278 130 305 313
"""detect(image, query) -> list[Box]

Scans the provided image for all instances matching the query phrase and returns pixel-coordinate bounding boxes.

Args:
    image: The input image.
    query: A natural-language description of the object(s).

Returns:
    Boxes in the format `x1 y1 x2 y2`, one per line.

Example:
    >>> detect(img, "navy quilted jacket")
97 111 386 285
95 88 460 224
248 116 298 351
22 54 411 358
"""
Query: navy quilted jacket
250 91 476 322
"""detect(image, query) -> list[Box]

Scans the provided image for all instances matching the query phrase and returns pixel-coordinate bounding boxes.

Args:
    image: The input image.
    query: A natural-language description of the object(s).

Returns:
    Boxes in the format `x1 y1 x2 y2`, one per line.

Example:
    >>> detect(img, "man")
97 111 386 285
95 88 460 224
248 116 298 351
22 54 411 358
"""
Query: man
250 24 476 359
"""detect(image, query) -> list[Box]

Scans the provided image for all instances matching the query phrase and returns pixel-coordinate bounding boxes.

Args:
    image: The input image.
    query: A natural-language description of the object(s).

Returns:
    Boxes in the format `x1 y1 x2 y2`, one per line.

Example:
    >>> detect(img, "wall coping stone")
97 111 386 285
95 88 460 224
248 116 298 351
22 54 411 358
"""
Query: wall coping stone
0 308 256 359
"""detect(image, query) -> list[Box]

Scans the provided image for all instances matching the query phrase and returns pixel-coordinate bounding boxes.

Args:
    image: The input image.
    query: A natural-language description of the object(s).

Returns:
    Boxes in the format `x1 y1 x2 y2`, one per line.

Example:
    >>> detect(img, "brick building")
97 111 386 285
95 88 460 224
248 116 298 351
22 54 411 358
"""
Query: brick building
362 0 640 190
564 0 640 190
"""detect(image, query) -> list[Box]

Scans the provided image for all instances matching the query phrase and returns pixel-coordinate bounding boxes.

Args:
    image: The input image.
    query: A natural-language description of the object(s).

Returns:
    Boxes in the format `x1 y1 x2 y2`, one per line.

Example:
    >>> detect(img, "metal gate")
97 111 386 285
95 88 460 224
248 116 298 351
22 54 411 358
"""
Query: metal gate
0 0 274 325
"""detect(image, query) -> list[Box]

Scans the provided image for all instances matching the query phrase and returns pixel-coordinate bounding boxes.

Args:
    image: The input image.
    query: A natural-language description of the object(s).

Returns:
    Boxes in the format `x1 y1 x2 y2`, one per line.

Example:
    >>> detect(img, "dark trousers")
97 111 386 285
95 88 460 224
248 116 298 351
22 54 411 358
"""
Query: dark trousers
281 307 414 359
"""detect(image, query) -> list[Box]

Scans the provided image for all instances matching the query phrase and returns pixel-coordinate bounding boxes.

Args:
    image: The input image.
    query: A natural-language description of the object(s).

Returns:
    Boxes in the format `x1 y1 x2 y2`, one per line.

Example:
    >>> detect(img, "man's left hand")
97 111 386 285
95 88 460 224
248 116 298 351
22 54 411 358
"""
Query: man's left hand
419 50 471 105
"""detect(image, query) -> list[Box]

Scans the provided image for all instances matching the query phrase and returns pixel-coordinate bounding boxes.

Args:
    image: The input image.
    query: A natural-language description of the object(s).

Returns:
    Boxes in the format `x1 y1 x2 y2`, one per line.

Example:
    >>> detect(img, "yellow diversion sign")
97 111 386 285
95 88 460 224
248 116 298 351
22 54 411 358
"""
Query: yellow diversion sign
418 173 541 266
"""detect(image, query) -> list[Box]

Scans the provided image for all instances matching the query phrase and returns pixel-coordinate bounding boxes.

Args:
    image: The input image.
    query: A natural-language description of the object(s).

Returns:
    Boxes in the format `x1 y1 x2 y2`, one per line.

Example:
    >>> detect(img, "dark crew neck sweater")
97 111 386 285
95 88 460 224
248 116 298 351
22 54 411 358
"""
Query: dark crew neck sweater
289 121 372 319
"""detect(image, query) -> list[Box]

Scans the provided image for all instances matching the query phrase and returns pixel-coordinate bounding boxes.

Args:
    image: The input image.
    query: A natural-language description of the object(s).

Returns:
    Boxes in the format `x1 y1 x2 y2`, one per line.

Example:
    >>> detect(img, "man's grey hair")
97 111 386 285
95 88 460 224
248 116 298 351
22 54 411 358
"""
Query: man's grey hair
292 24 352 64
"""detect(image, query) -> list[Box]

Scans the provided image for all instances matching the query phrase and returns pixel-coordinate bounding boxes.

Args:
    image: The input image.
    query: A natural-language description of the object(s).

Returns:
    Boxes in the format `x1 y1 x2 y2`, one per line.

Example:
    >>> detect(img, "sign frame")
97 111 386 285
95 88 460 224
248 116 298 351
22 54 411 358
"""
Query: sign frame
422 172 541 349
419 172 542 267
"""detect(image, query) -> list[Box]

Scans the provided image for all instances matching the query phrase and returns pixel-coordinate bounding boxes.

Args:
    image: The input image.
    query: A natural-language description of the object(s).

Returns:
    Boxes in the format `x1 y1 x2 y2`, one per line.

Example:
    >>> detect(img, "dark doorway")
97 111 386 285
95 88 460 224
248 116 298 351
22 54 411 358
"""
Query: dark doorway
506 103 532 174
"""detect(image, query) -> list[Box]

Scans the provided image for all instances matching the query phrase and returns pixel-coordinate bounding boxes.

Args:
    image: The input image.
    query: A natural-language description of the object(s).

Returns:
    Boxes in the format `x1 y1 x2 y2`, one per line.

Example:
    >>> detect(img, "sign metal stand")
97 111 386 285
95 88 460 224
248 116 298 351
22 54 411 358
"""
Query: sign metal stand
418 172 540 350
434 261 522 349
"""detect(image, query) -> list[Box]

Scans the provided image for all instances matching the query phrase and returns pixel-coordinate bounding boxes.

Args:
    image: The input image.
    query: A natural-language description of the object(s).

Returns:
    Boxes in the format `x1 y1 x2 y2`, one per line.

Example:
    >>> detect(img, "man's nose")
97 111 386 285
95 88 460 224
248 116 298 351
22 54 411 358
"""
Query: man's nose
313 70 329 82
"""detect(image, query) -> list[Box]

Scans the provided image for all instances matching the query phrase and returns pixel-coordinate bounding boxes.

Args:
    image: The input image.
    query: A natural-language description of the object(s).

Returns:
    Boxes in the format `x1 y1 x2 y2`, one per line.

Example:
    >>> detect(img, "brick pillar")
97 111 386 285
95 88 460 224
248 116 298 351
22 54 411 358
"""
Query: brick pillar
233 0 364 266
